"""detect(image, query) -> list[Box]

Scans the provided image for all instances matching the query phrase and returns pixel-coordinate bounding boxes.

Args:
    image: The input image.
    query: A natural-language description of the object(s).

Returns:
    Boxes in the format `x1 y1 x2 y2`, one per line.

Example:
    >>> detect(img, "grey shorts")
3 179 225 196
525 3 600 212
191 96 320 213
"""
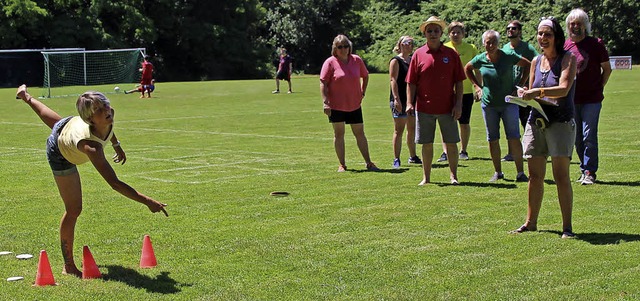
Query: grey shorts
522 119 576 158
46 117 78 176
415 112 460 144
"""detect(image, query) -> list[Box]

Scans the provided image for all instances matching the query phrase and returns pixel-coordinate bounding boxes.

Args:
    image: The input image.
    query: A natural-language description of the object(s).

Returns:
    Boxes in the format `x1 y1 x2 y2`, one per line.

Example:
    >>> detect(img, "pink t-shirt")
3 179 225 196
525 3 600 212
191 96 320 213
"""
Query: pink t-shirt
406 44 466 114
320 54 369 112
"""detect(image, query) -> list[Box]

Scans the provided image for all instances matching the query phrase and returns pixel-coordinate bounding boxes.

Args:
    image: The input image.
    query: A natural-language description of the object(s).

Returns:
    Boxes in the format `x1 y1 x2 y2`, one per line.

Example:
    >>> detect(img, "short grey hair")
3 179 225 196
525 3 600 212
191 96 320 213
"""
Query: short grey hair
76 92 111 124
566 8 591 35
482 30 500 44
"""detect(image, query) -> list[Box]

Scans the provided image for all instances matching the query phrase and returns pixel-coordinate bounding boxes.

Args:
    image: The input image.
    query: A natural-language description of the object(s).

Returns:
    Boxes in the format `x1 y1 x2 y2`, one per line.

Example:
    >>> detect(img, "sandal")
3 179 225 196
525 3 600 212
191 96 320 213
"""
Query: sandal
510 225 537 234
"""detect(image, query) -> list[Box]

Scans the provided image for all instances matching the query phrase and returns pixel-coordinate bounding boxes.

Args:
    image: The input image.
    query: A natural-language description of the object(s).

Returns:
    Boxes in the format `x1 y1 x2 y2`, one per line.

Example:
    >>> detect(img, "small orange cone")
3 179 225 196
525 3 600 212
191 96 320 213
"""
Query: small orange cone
34 250 57 286
82 246 101 279
139 235 157 268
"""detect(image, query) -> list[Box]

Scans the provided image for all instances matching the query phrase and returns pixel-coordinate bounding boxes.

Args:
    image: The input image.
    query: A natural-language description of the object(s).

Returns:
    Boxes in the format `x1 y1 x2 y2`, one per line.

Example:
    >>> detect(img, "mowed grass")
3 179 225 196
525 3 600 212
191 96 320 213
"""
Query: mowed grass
0 69 639 300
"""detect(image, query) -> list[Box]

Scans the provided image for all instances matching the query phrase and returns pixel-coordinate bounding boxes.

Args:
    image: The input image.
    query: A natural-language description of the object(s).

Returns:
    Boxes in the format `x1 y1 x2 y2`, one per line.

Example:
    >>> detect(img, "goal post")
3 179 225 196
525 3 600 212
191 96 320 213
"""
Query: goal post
41 48 146 98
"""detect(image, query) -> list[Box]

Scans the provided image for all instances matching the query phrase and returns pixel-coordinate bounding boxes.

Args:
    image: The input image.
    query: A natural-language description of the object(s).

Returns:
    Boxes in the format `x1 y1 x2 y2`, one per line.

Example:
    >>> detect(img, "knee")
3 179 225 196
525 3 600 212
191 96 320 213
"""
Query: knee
65 206 82 219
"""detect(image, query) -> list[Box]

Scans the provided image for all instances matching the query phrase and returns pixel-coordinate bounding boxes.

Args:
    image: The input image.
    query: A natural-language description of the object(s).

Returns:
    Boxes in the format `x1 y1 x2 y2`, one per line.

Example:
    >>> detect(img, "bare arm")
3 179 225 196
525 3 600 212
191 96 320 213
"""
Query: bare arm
600 61 612 87
452 81 463 119
320 79 331 116
523 53 577 100
16 85 62 129
516 57 531 87
406 83 416 114
361 74 369 98
389 59 404 113
464 62 483 100
81 140 167 216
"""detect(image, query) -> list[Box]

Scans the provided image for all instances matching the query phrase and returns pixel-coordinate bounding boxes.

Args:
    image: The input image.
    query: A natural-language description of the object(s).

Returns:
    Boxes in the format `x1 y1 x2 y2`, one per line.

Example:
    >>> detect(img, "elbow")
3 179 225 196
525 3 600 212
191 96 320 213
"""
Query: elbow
108 179 126 191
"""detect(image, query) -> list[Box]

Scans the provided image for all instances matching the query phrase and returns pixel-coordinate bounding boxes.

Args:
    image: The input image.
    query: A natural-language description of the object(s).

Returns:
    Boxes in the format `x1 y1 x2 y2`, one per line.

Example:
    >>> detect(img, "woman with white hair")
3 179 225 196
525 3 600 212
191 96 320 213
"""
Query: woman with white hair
465 30 531 182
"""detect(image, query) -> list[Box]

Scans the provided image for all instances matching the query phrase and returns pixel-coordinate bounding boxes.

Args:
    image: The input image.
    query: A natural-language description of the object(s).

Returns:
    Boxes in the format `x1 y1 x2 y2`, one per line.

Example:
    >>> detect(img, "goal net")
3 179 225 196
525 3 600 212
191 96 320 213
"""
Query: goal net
41 48 145 98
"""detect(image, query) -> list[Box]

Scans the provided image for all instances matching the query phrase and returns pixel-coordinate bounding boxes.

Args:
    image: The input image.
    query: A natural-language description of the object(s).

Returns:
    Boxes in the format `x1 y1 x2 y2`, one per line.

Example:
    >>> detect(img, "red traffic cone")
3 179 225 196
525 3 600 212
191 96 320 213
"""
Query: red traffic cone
82 246 102 279
140 235 157 268
34 250 57 286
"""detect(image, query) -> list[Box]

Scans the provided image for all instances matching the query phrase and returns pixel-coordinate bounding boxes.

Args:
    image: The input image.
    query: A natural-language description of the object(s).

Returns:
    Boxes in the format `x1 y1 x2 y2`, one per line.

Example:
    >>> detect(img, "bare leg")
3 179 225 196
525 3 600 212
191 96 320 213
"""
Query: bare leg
524 156 546 230
351 123 372 164
54 173 83 278
551 156 573 232
489 140 502 173
406 115 417 158
419 143 433 185
17 88 62 129
445 143 459 183
460 124 471 153
275 78 281 91
287 79 292 92
332 122 346 167
508 138 525 173
393 118 407 159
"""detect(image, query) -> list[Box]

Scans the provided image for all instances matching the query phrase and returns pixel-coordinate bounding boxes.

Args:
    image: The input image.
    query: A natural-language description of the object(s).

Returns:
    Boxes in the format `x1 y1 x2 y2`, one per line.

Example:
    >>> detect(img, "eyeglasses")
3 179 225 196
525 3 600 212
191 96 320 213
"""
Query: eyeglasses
336 45 350 49
540 16 556 21
506 26 519 30
401 41 415 46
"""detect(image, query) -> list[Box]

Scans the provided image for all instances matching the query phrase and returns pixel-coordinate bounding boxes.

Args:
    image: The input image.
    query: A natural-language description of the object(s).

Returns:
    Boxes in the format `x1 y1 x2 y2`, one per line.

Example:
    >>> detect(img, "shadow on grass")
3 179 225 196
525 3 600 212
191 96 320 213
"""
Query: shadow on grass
592 180 640 187
437 181 518 189
349 168 409 174
539 230 640 245
103 265 191 294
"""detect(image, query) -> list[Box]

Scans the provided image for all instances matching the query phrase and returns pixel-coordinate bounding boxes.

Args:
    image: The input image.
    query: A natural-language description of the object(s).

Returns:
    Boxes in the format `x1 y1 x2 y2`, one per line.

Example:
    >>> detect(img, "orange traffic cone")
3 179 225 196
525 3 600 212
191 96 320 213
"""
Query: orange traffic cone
34 250 57 286
82 246 101 279
139 235 157 268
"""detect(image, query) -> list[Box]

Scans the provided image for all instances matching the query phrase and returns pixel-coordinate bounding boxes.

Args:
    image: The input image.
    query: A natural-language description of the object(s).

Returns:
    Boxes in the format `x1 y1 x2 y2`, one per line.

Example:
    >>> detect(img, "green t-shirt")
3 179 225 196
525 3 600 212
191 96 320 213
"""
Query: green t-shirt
470 50 522 106
444 41 478 94
502 41 538 86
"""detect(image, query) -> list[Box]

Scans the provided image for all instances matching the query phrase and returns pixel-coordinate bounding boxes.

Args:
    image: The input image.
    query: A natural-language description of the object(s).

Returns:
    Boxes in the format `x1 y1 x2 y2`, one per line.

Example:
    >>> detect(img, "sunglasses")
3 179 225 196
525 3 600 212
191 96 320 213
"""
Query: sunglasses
506 26 519 30
401 41 415 46
336 45 350 49
426 30 441 34
540 16 556 21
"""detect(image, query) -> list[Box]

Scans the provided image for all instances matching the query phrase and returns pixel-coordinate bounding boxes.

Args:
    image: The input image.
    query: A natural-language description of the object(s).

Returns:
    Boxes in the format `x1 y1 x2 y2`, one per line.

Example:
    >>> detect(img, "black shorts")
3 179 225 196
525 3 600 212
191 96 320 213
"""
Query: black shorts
328 108 363 124
276 70 290 81
458 93 475 125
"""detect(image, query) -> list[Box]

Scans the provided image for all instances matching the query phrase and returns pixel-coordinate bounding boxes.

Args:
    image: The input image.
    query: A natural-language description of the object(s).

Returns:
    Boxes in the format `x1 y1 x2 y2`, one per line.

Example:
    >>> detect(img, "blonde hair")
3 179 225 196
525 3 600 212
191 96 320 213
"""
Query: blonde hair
448 22 465 34
331 34 353 57
76 92 111 124
392 35 413 53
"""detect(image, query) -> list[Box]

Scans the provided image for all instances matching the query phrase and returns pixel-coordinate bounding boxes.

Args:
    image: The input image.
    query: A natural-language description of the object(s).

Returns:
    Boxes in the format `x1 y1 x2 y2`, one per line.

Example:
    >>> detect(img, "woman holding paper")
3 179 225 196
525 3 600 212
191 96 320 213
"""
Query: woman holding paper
511 17 578 238
465 30 530 182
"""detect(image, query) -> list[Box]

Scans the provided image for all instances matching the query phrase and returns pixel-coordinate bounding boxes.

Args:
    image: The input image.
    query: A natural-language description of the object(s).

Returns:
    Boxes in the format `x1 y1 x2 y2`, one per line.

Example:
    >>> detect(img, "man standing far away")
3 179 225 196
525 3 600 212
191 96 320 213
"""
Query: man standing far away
406 16 466 185
564 8 612 185
501 20 538 162
139 55 154 98
273 47 293 94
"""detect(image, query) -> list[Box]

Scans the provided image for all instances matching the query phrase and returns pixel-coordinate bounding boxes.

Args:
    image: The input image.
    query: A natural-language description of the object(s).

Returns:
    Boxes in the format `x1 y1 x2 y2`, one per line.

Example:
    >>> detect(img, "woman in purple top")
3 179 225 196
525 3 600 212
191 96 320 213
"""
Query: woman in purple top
511 17 578 238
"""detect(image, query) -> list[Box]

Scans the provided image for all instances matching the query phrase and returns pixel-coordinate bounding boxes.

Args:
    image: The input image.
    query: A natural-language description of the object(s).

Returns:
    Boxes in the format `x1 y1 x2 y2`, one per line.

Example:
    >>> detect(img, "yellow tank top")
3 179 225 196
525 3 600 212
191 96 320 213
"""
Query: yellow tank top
58 116 114 165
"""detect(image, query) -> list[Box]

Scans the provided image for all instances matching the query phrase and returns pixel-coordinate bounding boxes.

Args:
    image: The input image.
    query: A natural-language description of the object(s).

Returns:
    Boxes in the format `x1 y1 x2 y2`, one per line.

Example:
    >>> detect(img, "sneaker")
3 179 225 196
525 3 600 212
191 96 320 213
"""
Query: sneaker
123 90 129 94
287 90 292 94
576 172 586 183
337 165 347 172
436 152 447 162
392 158 401 169
272 90 280 94
501 153 514 162
489 172 504 182
459 151 469 160
561 230 576 239
408 156 422 164
581 171 595 185
516 172 529 182
366 162 380 171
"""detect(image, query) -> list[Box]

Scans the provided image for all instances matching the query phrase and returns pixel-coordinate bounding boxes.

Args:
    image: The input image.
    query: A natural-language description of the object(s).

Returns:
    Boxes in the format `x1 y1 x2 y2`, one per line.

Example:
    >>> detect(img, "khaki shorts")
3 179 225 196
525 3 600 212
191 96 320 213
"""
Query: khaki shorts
522 119 576 158
415 112 460 144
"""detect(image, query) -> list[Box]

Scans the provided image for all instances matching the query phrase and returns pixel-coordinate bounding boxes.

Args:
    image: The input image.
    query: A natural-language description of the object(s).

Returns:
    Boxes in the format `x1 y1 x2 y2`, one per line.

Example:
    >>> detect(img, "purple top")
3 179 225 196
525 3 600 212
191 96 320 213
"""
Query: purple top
529 53 575 124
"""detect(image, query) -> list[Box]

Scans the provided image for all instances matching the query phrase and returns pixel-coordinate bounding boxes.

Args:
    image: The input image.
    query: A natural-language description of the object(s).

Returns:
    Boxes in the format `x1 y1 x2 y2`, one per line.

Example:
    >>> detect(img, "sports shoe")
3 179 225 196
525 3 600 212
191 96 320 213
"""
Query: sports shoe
561 230 576 239
392 158 401 169
408 156 422 164
581 171 595 185
272 90 280 94
366 162 380 171
516 172 529 182
287 90 292 94
489 172 504 182
337 165 347 172
501 153 514 162
436 152 447 162
576 172 586 183
459 151 469 160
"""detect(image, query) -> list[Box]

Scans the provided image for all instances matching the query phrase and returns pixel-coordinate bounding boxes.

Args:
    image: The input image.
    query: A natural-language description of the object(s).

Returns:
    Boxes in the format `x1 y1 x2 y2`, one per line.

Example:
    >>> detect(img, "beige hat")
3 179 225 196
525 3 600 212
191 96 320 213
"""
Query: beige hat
420 16 447 33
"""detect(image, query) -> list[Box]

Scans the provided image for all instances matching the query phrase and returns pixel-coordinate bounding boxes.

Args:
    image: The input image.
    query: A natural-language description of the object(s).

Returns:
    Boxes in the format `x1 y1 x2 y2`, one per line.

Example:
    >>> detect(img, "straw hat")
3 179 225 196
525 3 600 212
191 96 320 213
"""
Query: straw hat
420 16 447 34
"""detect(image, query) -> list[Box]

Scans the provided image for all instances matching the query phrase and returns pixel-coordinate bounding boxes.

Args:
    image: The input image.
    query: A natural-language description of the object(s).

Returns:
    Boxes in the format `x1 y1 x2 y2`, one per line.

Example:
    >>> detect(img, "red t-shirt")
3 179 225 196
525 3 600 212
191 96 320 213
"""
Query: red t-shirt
320 55 369 112
406 43 466 114
141 60 154 85
564 36 609 104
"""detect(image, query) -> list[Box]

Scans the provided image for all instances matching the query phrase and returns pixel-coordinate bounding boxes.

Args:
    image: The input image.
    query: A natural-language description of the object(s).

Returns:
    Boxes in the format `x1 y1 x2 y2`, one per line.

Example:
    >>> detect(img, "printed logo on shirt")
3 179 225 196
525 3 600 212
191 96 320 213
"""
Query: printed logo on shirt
443 57 449 64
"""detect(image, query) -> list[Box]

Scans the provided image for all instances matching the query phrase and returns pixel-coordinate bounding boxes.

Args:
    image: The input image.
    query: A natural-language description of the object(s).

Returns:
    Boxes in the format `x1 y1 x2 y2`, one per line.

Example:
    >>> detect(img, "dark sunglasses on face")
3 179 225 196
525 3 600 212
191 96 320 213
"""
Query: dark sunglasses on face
507 26 519 30
401 41 414 46
540 16 556 21
336 45 350 49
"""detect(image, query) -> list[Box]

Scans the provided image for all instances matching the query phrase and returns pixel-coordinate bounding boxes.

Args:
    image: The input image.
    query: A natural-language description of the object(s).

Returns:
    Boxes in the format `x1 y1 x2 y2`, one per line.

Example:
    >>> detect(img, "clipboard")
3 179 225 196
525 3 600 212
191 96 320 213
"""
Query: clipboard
505 95 557 121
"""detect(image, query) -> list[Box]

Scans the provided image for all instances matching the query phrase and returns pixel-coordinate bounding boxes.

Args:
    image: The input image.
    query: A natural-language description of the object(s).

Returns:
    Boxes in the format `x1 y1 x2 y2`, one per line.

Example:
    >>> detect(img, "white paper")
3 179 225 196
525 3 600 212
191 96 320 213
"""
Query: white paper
505 96 555 121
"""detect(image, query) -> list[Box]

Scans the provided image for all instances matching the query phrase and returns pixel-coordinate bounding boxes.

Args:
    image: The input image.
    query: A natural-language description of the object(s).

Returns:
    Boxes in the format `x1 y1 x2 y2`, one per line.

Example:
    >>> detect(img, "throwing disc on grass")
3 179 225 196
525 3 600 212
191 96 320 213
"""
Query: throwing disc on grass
7 276 24 282
0 251 13 256
270 191 290 197
15 254 33 259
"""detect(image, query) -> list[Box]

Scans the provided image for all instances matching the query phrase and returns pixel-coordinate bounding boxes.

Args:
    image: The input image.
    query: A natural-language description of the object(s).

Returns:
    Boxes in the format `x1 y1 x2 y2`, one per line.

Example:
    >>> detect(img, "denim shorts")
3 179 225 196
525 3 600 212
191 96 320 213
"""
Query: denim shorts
46 117 78 176
481 103 521 141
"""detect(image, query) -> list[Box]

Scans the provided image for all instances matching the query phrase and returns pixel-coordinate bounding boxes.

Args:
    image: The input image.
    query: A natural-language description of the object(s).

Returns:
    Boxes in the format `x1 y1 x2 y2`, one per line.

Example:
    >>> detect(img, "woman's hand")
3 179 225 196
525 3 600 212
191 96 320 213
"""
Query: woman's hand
393 100 402 114
473 85 483 102
112 145 127 164
146 199 168 217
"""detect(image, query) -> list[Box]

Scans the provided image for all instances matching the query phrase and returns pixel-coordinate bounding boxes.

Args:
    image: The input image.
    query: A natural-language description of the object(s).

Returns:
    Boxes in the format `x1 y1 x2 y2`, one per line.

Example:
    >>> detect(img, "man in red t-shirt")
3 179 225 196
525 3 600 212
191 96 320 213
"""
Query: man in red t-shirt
139 55 154 98
406 16 466 185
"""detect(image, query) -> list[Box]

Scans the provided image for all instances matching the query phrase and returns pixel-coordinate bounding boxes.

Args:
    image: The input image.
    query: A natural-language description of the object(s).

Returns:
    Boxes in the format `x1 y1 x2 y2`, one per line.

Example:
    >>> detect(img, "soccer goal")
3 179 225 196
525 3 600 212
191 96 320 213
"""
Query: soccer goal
41 48 146 98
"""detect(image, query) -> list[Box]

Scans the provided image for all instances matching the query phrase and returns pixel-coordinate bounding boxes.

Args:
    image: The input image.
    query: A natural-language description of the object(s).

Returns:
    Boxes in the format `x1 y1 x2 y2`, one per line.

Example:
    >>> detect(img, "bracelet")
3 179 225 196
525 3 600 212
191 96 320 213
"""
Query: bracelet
112 141 121 148
539 88 545 98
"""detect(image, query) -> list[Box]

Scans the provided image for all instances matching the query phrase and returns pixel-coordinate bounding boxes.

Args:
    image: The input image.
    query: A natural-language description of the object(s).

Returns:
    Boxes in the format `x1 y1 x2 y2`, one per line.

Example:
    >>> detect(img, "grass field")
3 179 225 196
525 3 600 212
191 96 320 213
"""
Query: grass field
0 69 639 300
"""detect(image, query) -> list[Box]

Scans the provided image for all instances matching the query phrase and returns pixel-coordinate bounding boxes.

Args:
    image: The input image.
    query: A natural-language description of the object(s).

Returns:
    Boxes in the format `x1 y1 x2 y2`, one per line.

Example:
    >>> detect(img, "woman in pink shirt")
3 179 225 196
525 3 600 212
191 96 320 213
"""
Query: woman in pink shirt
320 34 378 172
